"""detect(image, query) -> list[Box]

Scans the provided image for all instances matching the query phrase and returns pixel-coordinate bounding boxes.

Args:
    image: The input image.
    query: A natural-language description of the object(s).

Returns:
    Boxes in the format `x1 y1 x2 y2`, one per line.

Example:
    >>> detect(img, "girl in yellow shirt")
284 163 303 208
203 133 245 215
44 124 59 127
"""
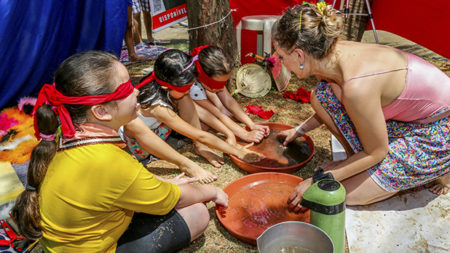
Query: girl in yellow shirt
11 51 228 252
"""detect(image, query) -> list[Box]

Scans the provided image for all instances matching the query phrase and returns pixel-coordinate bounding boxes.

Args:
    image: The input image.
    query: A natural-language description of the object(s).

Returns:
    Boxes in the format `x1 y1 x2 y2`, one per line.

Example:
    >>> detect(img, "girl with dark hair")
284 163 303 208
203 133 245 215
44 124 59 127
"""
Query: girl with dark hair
189 45 270 144
123 49 262 173
11 51 228 252
273 3 449 211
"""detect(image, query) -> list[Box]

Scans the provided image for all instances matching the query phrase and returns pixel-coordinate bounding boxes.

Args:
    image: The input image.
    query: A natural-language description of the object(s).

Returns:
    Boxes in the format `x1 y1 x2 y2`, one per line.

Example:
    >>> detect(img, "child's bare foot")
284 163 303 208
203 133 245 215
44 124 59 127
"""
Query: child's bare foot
180 162 217 184
427 173 450 195
195 144 224 168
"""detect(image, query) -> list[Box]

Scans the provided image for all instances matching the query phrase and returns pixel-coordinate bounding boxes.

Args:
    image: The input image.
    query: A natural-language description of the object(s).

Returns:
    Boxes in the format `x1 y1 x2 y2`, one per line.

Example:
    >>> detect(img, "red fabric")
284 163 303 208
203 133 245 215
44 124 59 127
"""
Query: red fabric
283 87 311 103
191 45 210 56
245 105 274 119
231 0 335 64
369 0 450 59
191 45 227 90
33 80 134 139
232 0 449 61
136 72 193 92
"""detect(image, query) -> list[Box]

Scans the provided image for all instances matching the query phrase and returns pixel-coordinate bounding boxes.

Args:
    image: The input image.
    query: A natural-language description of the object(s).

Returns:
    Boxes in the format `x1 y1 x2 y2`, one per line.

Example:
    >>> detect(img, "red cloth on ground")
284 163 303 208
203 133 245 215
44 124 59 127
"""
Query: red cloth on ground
283 87 311 103
245 105 274 119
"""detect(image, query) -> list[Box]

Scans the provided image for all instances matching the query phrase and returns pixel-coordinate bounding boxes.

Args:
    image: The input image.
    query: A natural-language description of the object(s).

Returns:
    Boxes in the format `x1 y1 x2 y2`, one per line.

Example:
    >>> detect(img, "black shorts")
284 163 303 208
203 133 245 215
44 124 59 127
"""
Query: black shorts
117 210 191 253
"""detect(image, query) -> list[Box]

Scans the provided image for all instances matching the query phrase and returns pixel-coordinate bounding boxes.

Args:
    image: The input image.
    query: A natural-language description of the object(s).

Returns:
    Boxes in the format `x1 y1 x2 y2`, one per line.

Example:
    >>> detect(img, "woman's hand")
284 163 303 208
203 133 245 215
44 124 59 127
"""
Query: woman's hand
287 177 313 213
277 128 300 146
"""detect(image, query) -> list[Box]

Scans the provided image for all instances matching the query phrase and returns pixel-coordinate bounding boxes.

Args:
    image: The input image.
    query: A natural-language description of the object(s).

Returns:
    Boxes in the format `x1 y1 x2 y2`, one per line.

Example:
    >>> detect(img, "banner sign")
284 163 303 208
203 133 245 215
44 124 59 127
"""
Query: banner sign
150 0 187 32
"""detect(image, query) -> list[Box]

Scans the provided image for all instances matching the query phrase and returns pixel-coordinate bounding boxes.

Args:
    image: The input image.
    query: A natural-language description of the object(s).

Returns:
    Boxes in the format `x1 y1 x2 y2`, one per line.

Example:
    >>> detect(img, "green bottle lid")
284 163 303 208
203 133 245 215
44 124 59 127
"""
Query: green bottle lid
301 179 346 214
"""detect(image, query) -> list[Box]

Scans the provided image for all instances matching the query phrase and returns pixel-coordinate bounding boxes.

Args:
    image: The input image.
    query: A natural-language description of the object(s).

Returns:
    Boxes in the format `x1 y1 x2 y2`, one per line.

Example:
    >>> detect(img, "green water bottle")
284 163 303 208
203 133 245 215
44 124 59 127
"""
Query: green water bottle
300 169 346 253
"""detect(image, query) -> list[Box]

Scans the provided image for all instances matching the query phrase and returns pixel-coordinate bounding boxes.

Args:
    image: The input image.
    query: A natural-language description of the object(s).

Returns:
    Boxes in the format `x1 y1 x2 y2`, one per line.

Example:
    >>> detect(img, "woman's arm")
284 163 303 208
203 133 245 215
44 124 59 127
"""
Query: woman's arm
148 105 262 162
287 82 390 211
326 81 389 181
278 113 322 146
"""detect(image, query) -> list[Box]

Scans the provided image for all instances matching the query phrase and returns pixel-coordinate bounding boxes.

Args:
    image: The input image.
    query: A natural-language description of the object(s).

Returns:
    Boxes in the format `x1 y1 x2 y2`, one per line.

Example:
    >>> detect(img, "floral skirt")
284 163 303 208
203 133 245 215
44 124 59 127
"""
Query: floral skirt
124 123 172 161
315 82 449 192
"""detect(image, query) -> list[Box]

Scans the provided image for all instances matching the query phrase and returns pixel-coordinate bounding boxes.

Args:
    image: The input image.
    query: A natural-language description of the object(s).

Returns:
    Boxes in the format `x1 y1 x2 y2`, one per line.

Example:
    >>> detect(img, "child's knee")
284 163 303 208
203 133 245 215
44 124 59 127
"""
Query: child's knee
195 203 210 229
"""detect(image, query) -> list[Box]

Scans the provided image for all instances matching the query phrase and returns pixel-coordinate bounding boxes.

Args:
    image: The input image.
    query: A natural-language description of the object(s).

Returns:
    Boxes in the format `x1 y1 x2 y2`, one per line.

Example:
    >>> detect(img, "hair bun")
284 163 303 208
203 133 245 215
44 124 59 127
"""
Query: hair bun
319 5 343 39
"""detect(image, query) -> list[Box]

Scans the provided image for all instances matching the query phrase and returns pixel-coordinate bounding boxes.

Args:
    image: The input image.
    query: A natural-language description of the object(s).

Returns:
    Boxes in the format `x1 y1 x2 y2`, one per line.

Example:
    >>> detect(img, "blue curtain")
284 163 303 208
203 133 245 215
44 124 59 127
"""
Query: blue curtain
0 0 128 108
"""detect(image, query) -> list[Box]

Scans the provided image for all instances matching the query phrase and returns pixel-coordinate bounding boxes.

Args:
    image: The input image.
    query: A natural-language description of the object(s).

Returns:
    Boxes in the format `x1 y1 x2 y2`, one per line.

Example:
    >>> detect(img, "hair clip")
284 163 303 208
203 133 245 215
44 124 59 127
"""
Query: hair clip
316 1 327 15
182 55 198 73
299 10 303 30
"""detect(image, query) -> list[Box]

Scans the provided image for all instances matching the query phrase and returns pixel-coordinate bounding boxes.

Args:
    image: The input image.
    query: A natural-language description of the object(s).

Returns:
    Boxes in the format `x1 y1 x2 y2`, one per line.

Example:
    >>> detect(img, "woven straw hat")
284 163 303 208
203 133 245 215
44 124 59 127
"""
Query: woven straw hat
235 63 272 98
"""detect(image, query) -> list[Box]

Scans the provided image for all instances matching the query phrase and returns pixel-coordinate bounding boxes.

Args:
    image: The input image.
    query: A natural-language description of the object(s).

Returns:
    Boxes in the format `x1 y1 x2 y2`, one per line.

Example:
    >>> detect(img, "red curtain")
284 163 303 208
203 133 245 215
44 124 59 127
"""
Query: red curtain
369 0 450 59
231 0 449 62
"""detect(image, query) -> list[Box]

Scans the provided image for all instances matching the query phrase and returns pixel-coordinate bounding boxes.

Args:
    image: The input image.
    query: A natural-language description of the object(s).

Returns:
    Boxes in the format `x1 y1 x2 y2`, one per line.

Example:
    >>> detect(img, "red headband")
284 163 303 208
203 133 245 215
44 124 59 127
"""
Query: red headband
135 72 193 93
33 80 134 139
191 45 227 90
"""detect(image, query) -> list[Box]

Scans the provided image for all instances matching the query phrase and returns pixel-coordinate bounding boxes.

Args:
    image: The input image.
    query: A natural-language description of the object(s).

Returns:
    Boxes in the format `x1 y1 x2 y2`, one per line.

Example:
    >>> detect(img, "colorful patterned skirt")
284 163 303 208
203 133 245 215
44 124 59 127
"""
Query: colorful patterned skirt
315 82 449 192
124 123 172 161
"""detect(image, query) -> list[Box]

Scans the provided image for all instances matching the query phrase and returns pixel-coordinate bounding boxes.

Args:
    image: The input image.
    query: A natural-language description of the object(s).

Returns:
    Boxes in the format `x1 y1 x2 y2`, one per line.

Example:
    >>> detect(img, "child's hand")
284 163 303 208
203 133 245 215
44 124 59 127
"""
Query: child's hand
213 187 229 208
167 173 200 185
238 143 264 163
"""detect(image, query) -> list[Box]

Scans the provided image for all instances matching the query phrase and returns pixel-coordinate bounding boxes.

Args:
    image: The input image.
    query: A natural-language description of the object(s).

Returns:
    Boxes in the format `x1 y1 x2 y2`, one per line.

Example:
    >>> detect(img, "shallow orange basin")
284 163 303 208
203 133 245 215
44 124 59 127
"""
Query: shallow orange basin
216 172 310 245
230 122 315 174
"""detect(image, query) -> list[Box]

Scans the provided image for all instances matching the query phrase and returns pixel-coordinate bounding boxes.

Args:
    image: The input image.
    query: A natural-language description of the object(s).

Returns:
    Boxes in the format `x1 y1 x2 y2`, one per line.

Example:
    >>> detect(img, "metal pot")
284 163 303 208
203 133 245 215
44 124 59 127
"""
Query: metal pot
257 221 334 253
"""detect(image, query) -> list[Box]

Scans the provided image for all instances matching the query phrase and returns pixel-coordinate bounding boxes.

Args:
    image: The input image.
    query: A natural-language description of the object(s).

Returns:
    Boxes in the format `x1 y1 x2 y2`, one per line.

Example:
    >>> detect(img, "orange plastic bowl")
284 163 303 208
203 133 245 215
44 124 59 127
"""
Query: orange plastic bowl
230 122 315 174
216 172 310 245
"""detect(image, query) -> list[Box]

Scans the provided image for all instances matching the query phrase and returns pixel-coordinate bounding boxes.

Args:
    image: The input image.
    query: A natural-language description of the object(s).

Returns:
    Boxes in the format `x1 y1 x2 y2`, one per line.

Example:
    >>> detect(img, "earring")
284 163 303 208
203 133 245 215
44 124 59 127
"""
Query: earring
300 64 304 69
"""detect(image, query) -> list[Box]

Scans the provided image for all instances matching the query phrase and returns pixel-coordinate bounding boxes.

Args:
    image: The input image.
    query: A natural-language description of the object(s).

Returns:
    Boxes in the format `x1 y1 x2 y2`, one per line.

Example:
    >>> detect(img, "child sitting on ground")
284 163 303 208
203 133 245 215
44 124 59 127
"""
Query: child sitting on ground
12 51 228 252
189 45 270 144
122 49 263 172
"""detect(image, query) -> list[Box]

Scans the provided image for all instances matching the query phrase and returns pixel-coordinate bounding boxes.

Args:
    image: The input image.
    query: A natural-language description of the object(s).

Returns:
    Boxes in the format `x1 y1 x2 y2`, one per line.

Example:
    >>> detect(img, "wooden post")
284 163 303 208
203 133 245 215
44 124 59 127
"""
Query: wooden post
186 0 240 91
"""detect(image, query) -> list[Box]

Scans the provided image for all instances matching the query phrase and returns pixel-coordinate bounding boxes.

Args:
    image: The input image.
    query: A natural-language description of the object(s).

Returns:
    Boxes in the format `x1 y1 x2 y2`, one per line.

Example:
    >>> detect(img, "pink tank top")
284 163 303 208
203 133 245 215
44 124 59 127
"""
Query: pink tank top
346 52 450 122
